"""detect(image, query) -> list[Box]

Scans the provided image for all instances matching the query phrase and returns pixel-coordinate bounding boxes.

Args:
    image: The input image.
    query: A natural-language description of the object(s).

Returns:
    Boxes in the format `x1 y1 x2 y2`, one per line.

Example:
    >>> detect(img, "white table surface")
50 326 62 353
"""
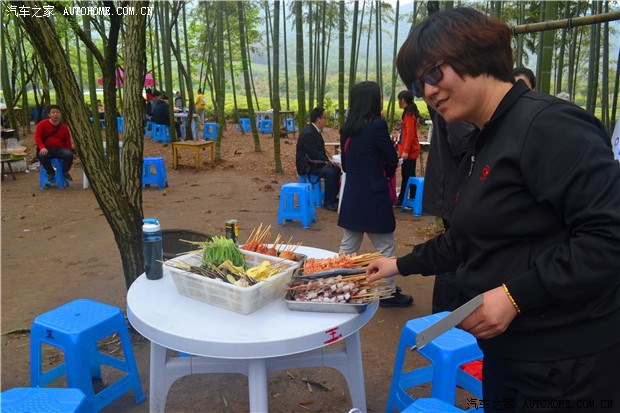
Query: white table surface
332 154 345 213
127 245 378 412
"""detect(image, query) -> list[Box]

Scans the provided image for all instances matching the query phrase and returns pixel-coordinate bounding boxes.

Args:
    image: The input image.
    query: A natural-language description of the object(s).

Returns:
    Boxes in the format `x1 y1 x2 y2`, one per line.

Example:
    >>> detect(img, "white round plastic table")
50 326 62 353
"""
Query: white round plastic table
127 245 378 413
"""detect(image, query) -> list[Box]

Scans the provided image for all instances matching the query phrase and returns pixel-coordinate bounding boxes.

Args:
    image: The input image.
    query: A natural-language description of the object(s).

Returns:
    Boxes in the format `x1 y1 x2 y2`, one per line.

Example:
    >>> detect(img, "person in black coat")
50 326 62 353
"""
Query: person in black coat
338 81 413 308
423 111 475 313
295 107 341 211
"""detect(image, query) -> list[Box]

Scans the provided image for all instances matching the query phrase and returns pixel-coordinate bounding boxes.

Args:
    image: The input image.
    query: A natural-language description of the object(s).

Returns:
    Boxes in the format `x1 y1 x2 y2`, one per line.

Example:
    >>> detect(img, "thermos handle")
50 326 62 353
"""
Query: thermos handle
143 218 159 226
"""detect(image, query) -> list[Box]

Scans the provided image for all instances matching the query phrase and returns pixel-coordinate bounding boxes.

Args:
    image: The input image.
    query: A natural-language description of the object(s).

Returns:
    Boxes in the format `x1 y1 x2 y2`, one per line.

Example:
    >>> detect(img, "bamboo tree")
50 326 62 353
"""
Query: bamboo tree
375 0 382 88
308 2 315 110
272 0 283 173
338 0 345 129
539 1 557 94
1 20 19 137
265 1 273 106
225 11 239 124
601 1 609 132
348 0 359 95
16 23 30 132
159 1 176 142
555 1 570 94
282 1 290 110
388 0 400 131
365 1 373 80
355 1 366 79
83 15 102 142
215 1 225 159
237 1 261 150
586 1 601 114
154 3 163 87
169 3 195 139
295 0 306 126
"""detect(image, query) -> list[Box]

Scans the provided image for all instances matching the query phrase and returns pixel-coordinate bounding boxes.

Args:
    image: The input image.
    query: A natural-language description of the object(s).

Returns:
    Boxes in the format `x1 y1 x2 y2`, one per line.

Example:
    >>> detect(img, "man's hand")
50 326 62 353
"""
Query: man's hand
366 257 400 282
459 286 518 339
402 152 409 160
39 148 48 156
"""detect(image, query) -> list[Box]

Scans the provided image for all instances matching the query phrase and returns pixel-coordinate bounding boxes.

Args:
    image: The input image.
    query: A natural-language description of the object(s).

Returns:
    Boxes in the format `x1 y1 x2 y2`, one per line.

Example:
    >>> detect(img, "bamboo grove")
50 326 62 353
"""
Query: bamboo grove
2 0 619 287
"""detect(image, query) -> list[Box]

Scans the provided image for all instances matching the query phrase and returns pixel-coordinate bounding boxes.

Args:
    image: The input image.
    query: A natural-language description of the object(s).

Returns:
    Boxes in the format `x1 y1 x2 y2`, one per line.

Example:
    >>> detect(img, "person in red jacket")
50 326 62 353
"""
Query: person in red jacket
35 105 74 182
394 90 421 208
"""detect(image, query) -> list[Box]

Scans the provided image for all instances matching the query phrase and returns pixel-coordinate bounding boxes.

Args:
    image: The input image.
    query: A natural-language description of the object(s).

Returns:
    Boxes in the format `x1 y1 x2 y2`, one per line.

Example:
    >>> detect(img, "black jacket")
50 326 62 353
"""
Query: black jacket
151 100 170 126
295 123 329 175
337 118 399 234
422 115 475 220
397 81 620 361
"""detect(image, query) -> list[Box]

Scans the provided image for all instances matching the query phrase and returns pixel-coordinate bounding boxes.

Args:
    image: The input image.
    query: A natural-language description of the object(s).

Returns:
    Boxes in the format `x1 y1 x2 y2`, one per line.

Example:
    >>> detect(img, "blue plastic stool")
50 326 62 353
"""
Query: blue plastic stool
401 177 425 216
386 312 483 412
39 158 68 189
29 299 145 412
142 157 168 189
144 121 155 139
285 117 296 132
1 387 93 413
277 183 316 229
259 119 273 134
402 398 466 413
298 175 324 208
238 118 251 133
180 120 198 140
152 124 171 143
117 116 124 134
204 123 218 140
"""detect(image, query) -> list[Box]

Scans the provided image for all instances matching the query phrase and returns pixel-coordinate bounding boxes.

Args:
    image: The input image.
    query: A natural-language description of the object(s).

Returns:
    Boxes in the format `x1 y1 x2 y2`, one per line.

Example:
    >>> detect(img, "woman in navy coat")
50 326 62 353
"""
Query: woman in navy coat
338 81 413 307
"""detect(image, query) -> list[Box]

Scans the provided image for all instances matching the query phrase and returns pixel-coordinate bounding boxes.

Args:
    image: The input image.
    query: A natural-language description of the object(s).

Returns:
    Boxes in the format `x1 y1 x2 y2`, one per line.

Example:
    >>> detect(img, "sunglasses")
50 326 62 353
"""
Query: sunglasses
411 60 445 98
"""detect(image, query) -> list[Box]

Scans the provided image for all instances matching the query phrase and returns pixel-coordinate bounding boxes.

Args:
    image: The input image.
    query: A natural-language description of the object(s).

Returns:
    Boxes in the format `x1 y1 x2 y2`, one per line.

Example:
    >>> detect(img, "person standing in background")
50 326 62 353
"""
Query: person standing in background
338 81 413 308
394 90 421 209
195 89 206 128
511 67 536 90
423 111 475 312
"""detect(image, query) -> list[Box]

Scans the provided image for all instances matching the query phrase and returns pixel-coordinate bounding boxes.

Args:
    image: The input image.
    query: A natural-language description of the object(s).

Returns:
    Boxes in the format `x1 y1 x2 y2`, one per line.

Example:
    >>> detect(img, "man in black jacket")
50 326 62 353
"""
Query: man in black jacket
295 107 341 211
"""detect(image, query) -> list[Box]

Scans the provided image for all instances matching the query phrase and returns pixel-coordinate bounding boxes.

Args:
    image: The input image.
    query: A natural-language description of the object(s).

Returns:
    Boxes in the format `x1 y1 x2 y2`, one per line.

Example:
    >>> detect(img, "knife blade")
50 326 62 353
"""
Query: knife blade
411 293 484 352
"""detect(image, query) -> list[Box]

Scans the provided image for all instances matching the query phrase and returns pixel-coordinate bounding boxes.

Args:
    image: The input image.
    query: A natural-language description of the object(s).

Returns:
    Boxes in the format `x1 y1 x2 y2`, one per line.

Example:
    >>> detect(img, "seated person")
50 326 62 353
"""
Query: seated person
511 66 536 90
97 99 105 119
34 104 74 182
151 94 182 139
295 106 342 211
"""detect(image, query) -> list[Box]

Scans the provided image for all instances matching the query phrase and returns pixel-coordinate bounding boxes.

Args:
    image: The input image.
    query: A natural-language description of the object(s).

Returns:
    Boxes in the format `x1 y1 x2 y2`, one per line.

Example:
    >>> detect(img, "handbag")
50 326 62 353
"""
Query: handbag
304 153 327 185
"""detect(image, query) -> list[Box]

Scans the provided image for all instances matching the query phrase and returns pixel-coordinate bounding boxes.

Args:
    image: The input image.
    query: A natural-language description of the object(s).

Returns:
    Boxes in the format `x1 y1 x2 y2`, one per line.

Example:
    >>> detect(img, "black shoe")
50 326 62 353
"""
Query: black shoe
63 172 73 181
324 203 338 212
47 172 55 183
393 202 402 208
380 286 414 308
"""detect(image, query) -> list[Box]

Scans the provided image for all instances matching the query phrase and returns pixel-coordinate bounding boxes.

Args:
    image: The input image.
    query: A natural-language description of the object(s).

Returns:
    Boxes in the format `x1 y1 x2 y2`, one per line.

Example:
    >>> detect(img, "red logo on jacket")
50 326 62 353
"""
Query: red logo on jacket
480 165 490 181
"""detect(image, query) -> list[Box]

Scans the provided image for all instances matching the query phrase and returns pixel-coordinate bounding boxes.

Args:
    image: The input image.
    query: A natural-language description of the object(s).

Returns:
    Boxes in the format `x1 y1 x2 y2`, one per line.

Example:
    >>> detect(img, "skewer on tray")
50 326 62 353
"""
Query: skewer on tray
285 273 395 304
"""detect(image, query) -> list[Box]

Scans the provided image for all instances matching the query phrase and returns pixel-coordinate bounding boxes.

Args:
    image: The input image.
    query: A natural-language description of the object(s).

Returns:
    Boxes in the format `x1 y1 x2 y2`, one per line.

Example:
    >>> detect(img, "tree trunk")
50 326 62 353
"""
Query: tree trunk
539 1 557 94
348 0 359 100
216 1 226 159
272 1 282 173
338 0 345 130
295 1 306 126
282 3 290 111
388 1 400 132
15 0 147 289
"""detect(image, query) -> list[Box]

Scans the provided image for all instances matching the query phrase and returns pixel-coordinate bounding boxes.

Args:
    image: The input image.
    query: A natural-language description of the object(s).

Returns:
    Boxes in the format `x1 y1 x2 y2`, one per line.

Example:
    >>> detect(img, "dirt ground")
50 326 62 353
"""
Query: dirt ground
1 124 473 412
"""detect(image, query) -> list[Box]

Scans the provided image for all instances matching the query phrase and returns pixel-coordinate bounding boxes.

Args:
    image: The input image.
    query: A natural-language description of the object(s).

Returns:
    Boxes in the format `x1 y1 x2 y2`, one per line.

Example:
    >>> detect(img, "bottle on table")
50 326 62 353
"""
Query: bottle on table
143 218 163 280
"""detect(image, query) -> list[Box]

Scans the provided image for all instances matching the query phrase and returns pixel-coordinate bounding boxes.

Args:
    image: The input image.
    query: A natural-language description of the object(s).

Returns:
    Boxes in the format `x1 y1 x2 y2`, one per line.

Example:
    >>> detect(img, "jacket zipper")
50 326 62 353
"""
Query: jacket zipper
468 155 476 176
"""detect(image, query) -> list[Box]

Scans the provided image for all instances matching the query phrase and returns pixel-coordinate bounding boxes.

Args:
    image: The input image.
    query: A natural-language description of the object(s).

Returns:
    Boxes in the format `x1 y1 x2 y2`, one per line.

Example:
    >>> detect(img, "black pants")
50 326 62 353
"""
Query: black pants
38 147 73 175
308 164 341 207
397 158 417 203
481 341 620 412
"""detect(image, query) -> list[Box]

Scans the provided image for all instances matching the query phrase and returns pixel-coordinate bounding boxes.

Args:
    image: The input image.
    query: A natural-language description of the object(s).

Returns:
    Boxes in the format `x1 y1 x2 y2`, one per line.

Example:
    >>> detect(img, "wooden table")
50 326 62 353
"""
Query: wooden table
325 142 341 155
172 140 214 171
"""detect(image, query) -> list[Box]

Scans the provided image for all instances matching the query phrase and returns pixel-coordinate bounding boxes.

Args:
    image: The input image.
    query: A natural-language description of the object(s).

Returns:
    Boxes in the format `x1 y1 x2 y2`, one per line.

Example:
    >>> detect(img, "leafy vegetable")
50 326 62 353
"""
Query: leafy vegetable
201 236 247 269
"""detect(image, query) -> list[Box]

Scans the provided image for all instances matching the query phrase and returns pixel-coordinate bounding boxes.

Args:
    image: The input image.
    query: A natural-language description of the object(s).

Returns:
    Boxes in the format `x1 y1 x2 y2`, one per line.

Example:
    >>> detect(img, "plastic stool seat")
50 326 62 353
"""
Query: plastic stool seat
204 123 218 140
298 175 324 208
117 116 124 134
386 312 483 412
259 119 273 134
402 398 466 413
145 121 155 139
402 177 424 216
152 124 171 143
238 118 251 133
1 387 92 413
29 299 145 412
285 118 296 132
278 183 316 229
39 158 68 189
142 157 168 189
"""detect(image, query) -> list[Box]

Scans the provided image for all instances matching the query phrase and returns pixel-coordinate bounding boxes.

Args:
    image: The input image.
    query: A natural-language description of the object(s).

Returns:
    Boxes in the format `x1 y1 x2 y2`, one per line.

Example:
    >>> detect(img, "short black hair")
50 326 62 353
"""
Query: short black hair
511 67 536 89
48 104 61 112
310 107 325 123
153 90 161 97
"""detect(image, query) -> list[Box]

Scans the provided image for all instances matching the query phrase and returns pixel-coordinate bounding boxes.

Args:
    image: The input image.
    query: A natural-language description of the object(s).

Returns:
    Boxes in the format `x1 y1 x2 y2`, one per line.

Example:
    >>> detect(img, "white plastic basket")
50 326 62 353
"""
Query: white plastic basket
167 250 300 314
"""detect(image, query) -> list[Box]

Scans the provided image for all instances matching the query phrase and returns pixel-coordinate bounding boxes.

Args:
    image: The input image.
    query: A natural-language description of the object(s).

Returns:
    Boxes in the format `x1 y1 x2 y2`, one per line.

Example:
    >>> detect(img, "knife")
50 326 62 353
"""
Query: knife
411 293 484 352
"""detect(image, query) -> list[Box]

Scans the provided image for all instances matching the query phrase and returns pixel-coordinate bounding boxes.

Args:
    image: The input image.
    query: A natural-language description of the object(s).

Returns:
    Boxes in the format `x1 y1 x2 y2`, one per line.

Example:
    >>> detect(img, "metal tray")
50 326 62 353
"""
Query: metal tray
295 267 365 279
284 292 368 314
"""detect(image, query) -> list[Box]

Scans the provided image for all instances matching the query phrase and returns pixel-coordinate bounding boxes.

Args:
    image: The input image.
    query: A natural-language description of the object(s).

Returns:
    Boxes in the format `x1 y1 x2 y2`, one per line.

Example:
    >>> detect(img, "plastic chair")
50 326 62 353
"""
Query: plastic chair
39 158 68 189
277 183 316 229
204 123 218 140
259 119 273 134
285 118 296 132
1 387 93 413
29 299 145 412
298 174 324 208
144 121 155 139
238 118 251 133
401 177 425 216
386 312 483 412
142 157 168 189
117 116 124 134
401 398 466 413
152 124 171 143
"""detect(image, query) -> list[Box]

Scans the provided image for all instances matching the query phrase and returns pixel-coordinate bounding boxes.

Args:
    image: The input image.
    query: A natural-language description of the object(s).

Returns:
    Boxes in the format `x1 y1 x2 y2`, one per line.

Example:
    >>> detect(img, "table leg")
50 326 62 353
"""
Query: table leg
343 332 366 412
194 147 200 171
209 144 214 162
173 146 178 170
150 342 169 413
247 359 269 413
